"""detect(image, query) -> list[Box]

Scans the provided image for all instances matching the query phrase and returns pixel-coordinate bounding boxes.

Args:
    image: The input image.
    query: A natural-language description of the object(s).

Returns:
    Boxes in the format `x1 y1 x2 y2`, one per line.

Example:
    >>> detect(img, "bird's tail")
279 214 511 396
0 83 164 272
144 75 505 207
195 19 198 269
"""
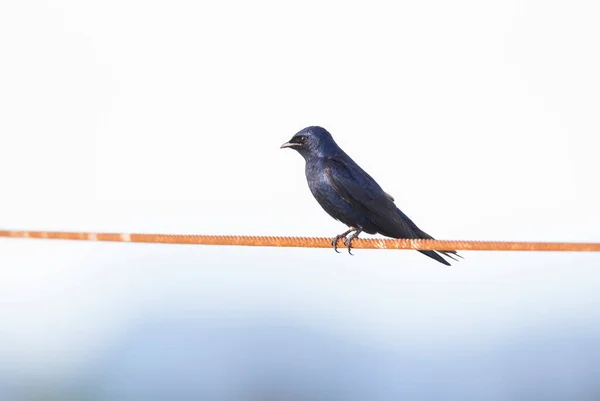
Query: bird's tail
415 230 463 266
385 206 463 265
418 250 452 266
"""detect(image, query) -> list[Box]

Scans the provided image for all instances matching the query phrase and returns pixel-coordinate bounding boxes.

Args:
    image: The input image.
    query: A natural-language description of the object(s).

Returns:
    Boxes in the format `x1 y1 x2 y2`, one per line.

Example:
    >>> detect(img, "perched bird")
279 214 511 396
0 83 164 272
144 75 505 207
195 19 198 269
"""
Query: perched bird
280 126 461 265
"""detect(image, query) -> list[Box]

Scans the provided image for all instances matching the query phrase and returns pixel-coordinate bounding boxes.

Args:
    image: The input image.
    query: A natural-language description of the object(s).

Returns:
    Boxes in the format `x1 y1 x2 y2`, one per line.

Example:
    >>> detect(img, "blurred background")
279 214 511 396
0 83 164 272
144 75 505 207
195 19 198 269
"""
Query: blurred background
1 0 599 400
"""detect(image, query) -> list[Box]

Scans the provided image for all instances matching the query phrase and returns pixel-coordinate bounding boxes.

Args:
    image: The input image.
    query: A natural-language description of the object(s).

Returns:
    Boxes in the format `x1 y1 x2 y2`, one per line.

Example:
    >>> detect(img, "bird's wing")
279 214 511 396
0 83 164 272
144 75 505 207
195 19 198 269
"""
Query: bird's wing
323 155 417 238
324 155 460 265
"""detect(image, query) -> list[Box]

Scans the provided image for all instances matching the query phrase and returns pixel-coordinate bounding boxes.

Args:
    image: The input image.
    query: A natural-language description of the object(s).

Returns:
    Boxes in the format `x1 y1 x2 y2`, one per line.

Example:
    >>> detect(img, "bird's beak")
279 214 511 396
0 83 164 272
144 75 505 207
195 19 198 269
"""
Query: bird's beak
280 141 300 149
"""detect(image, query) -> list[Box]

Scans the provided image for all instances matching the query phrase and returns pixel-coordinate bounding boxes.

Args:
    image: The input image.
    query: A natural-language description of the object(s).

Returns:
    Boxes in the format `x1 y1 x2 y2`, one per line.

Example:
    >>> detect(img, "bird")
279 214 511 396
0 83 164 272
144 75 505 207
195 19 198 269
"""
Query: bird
280 126 461 266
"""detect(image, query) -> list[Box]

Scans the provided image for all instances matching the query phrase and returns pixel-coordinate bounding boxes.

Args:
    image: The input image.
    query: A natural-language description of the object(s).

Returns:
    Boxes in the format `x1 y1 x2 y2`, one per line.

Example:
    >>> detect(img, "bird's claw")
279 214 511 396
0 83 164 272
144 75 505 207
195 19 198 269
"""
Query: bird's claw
331 228 356 253
331 236 343 253
342 229 363 256
344 236 354 255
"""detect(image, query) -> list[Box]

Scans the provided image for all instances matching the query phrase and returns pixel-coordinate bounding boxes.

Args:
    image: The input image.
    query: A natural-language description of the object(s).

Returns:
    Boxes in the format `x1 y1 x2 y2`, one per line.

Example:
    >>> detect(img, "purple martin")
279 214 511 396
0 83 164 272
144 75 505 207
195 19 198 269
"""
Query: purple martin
281 126 461 266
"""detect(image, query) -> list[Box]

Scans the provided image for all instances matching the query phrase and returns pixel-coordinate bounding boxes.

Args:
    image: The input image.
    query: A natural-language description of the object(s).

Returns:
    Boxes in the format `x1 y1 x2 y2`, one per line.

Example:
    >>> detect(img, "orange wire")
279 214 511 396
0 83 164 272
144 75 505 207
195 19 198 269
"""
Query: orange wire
1 230 599 252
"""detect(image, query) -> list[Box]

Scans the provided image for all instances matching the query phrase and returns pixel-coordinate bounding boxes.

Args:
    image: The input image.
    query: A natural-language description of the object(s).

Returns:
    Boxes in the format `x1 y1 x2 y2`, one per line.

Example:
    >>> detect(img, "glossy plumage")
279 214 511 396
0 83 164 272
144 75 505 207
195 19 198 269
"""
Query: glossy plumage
281 126 460 265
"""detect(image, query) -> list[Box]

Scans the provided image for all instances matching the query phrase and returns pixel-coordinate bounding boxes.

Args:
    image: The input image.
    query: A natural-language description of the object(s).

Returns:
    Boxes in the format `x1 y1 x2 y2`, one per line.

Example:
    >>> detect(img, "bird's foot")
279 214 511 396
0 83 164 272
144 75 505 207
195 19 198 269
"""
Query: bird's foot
331 228 356 253
343 229 363 255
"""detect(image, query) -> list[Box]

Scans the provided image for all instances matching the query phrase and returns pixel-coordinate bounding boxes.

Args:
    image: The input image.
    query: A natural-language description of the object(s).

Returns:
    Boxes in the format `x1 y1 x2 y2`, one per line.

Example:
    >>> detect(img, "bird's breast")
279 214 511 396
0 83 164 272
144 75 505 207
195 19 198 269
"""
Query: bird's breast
304 162 354 222
305 162 332 196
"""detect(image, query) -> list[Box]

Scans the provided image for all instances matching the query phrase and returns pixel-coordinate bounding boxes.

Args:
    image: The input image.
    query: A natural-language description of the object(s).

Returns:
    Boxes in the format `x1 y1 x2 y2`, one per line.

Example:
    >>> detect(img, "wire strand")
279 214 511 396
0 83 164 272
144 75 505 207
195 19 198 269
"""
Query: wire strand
1 230 599 252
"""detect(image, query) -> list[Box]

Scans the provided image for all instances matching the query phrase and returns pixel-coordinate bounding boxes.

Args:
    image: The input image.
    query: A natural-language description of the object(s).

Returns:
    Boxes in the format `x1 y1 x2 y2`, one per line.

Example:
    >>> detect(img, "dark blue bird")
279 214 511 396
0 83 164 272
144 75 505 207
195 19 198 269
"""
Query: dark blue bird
281 126 461 266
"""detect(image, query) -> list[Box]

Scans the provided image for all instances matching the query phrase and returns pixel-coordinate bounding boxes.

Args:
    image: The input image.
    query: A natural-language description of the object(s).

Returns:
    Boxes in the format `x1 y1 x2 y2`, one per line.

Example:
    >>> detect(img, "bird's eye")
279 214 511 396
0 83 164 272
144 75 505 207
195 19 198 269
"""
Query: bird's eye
298 135 307 143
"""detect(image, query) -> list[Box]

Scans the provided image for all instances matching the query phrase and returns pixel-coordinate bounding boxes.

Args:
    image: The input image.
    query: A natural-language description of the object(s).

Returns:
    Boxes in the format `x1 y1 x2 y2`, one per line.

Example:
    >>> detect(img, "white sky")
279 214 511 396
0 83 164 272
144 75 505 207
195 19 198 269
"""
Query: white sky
0 0 599 383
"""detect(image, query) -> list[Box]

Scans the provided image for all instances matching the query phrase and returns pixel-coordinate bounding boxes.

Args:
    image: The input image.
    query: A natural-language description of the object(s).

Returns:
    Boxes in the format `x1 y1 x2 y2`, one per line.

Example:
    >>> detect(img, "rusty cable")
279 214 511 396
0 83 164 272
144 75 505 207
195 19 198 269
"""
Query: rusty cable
1 230 599 252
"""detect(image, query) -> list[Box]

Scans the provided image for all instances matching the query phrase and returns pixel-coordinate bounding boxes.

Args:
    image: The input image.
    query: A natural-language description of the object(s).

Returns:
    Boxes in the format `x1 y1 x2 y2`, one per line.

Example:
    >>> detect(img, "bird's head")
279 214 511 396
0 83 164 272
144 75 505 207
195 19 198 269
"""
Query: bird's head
280 126 337 159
